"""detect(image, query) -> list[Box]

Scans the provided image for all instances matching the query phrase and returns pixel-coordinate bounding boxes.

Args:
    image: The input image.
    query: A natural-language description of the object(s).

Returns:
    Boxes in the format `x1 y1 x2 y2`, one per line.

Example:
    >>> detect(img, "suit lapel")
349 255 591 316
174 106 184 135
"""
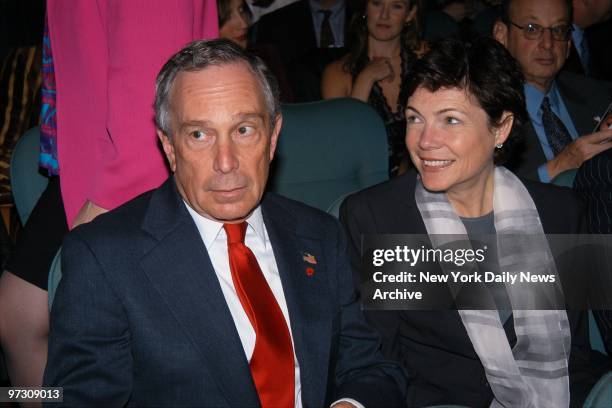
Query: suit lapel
391 174 478 350
262 196 331 408
557 74 600 135
140 178 260 407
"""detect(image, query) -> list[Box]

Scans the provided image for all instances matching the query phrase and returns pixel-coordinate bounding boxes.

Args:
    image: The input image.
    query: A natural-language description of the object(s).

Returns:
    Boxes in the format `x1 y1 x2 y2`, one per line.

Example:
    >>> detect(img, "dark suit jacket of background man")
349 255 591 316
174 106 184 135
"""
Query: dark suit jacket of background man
253 0 354 101
340 170 609 407
43 178 407 406
564 19 612 82
507 71 612 181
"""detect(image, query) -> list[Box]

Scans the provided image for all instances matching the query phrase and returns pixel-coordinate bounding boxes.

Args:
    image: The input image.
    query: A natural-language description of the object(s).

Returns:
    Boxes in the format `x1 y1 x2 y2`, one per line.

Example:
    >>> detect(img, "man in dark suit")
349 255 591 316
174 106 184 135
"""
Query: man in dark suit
43 39 406 407
564 0 612 81
493 0 612 182
253 0 353 101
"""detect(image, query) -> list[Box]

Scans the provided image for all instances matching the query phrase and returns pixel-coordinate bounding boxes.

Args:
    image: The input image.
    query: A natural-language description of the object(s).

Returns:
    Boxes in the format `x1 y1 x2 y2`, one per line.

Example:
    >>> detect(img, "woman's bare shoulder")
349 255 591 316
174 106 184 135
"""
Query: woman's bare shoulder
322 55 353 98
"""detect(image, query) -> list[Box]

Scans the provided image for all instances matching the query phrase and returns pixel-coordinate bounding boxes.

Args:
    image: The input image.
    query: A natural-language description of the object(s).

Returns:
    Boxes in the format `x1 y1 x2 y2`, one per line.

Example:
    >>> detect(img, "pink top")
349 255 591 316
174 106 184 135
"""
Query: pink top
47 0 219 226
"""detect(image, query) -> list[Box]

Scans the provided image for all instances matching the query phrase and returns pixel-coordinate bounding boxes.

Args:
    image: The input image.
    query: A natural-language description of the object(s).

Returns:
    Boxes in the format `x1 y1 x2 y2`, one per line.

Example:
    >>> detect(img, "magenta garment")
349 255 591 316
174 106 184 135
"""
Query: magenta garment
47 0 219 226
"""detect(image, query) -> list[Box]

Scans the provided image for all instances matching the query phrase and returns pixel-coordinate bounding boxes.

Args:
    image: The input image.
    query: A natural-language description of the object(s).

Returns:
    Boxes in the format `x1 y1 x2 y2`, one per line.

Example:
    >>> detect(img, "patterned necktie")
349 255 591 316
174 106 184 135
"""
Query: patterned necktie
541 96 573 156
224 222 295 408
319 10 335 48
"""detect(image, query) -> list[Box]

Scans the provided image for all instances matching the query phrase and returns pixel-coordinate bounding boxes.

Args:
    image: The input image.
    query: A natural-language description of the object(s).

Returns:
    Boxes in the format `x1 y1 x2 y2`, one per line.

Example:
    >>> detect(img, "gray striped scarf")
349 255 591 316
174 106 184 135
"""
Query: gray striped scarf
415 166 571 407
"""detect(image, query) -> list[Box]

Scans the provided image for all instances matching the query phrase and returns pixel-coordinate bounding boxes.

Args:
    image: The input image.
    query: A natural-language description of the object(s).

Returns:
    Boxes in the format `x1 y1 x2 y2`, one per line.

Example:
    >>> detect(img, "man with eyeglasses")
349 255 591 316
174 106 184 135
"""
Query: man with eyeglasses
493 0 612 183
493 3 612 405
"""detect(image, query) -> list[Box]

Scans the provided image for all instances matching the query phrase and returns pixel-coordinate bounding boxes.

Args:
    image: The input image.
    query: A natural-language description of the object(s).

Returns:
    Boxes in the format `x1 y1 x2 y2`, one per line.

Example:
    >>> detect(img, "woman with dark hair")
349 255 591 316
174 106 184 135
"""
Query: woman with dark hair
322 0 424 177
218 0 250 49
217 0 294 102
341 37 596 406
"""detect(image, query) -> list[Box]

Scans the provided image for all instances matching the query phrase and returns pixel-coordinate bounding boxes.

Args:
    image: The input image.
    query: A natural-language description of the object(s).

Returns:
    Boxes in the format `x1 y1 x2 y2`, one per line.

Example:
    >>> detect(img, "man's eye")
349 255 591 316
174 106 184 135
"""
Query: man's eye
237 126 254 136
191 130 207 140
525 23 541 34
552 25 569 36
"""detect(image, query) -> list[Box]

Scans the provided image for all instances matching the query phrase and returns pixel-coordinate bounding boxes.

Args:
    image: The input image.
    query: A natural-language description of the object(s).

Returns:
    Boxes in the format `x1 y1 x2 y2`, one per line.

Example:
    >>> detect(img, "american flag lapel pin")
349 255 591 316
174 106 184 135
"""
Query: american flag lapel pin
302 252 317 265
303 252 317 276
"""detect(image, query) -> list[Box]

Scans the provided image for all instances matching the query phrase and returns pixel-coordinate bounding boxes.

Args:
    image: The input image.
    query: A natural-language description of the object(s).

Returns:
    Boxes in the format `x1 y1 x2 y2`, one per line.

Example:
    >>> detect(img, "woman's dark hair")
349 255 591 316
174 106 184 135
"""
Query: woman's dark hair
406 36 527 165
344 0 423 74
217 0 252 27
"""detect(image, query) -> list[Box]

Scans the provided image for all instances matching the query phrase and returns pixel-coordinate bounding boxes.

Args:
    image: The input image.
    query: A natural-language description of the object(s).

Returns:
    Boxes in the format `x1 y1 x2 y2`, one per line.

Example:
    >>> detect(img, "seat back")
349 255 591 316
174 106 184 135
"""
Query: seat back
550 168 577 188
590 310 608 355
10 127 48 225
584 371 612 408
268 98 389 211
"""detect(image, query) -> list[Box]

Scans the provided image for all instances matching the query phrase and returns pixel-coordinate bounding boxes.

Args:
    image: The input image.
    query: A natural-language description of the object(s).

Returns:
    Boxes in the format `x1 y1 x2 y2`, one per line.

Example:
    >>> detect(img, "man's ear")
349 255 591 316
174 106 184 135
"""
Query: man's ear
492 20 509 47
157 129 176 172
269 114 282 161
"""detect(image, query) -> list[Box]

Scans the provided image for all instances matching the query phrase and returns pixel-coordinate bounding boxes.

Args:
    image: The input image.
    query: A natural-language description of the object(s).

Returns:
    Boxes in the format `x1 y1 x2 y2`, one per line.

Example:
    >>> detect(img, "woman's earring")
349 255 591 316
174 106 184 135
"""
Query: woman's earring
495 143 503 149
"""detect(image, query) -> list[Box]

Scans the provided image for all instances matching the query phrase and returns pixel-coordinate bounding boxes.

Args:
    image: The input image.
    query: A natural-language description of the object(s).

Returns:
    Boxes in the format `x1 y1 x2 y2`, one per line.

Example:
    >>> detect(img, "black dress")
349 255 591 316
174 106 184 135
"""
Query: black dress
352 48 414 177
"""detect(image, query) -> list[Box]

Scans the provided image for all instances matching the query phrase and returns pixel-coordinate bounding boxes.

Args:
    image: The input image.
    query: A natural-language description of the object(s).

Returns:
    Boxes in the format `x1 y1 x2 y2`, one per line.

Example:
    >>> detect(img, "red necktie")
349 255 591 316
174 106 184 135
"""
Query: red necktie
224 222 295 408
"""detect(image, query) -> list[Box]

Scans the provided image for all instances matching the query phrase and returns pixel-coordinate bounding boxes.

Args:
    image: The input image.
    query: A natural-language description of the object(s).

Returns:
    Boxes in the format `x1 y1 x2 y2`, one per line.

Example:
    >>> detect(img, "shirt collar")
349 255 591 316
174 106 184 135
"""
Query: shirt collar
184 202 267 250
572 23 585 45
309 0 344 17
524 80 561 117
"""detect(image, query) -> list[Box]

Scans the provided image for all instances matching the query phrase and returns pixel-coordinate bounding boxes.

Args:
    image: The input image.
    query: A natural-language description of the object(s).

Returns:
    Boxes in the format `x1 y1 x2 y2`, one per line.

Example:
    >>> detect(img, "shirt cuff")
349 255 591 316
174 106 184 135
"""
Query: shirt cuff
538 163 551 183
331 398 365 408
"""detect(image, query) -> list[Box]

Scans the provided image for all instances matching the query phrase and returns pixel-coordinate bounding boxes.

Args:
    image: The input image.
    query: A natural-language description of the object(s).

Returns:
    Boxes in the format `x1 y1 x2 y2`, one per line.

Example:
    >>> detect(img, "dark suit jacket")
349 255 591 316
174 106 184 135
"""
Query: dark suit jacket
253 0 353 101
340 170 606 407
43 178 406 407
564 20 612 82
508 72 612 181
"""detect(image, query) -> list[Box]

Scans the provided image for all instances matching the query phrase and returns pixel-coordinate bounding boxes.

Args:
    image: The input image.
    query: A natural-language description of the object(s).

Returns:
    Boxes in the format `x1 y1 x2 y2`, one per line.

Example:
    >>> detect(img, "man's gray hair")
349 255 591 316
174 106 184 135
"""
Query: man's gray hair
154 38 280 136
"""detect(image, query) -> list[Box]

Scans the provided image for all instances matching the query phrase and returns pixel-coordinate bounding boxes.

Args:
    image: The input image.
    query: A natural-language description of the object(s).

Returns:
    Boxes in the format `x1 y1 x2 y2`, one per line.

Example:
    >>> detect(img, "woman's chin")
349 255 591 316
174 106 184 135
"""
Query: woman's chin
420 178 450 193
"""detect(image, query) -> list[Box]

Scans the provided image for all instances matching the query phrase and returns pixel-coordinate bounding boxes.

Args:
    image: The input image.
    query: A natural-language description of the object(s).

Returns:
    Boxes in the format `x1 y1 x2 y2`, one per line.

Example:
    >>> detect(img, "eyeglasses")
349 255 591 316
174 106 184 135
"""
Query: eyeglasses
507 21 573 41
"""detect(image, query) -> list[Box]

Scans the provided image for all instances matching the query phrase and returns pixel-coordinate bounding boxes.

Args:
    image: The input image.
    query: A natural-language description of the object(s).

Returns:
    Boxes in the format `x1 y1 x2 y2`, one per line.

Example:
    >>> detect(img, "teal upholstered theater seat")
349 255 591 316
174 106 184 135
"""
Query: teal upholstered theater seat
10 127 48 225
268 98 389 212
550 168 577 188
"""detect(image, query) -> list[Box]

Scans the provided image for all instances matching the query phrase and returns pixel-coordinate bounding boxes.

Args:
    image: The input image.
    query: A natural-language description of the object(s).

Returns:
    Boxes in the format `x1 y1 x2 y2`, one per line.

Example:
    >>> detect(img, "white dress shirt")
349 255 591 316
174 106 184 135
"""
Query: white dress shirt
185 203 303 406
185 203 363 408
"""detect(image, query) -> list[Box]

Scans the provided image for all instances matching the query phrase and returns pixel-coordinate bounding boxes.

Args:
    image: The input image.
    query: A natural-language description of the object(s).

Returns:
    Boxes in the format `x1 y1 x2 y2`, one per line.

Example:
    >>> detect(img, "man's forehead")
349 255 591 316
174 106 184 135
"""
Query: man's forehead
509 0 570 21
173 62 260 92
170 63 267 112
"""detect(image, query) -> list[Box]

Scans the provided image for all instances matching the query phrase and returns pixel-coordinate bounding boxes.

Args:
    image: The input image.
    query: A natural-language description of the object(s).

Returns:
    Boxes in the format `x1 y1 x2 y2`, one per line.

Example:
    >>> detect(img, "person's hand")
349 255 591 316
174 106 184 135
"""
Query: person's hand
350 57 395 102
547 128 612 179
361 57 394 85
598 112 612 131
72 200 108 229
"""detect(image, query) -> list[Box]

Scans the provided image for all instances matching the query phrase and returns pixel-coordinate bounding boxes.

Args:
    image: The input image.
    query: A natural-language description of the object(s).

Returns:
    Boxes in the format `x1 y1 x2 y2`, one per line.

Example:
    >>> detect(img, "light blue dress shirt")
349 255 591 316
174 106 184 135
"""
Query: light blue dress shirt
309 0 346 48
524 82 580 182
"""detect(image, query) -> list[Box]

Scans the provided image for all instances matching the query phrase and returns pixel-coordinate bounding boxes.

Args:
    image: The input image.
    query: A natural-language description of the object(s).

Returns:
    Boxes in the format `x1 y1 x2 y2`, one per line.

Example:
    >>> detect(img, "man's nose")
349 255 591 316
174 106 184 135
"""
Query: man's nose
540 28 553 50
213 138 239 173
